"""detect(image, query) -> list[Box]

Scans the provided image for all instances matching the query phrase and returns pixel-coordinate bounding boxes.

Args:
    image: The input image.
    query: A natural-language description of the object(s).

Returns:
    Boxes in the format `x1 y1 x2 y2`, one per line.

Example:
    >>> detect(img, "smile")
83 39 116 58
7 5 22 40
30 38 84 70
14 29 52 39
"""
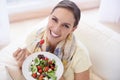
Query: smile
50 30 60 38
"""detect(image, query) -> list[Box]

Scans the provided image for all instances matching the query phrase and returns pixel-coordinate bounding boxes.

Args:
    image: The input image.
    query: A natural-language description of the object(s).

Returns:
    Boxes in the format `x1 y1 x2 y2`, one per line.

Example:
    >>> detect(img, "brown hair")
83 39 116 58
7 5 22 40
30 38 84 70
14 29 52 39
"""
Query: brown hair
51 0 81 27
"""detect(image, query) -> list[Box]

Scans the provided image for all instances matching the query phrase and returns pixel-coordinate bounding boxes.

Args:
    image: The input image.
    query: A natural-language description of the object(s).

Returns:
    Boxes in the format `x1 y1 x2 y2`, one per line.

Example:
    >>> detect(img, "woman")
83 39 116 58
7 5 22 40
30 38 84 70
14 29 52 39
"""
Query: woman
13 0 92 80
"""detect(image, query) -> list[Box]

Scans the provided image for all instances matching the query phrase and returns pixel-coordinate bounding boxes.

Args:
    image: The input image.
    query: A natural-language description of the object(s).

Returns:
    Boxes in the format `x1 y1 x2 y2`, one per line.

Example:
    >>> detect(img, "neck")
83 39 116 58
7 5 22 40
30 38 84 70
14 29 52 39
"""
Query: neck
48 41 57 53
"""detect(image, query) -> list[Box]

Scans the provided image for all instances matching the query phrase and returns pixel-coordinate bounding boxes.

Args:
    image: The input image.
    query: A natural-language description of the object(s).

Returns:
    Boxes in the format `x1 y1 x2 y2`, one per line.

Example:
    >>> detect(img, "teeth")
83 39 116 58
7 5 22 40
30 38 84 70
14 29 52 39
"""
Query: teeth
51 31 59 37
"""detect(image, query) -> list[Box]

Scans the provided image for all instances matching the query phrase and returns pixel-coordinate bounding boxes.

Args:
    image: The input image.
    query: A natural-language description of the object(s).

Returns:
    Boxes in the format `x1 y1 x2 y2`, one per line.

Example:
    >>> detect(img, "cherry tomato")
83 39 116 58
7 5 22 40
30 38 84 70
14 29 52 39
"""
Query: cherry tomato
44 66 49 72
38 69 43 73
37 66 42 70
45 57 48 61
32 73 37 78
39 39 44 45
38 75 43 80
48 61 52 64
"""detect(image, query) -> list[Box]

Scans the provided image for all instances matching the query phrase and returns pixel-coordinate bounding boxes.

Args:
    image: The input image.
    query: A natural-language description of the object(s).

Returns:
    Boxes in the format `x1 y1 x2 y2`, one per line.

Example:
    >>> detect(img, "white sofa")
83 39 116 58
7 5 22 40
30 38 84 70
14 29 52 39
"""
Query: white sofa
76 21 120 80
75 16 120 80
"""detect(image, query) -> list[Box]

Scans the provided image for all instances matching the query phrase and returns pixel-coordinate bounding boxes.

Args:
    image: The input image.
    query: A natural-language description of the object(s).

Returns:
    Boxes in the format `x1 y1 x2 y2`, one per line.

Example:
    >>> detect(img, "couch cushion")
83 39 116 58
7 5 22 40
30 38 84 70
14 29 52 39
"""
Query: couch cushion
74 21 120 80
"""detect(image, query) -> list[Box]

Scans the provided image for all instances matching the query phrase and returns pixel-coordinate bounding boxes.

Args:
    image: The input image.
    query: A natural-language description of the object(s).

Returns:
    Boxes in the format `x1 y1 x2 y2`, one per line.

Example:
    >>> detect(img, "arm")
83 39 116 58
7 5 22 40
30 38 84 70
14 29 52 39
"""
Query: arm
74 70 90 80
60 69 90 80
59 76 65 80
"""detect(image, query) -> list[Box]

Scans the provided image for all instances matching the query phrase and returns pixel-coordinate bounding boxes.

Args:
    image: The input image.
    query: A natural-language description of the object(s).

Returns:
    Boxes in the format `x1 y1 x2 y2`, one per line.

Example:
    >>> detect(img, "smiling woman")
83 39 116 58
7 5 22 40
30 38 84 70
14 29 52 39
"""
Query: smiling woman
13 0 92 80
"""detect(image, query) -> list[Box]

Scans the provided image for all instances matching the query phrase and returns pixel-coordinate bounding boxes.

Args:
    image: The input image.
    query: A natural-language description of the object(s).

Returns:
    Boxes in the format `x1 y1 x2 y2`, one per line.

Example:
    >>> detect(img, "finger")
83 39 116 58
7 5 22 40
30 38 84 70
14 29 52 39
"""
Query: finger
24 48 31 57
18 51 26 62
16 49 25 61
17 60 23 68
13 48 21 57
17 49 27 68
17 54 26 68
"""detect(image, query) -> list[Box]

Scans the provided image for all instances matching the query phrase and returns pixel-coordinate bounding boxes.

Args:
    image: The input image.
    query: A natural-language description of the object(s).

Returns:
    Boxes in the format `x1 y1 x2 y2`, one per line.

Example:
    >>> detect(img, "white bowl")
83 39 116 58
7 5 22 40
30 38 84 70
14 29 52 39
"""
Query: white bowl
22 52 64 80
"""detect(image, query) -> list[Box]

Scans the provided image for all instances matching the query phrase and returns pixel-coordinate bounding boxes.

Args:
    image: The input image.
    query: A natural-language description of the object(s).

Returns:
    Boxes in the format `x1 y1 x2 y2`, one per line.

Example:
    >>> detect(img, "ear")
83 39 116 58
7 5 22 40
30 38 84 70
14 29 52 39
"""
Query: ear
72 26 77 32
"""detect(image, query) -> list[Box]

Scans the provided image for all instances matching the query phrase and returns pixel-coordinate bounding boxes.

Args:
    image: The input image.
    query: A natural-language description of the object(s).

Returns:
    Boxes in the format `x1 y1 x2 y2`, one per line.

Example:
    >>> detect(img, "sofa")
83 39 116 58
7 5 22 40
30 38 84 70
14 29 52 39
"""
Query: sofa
75 9 120 79
75 20 120 80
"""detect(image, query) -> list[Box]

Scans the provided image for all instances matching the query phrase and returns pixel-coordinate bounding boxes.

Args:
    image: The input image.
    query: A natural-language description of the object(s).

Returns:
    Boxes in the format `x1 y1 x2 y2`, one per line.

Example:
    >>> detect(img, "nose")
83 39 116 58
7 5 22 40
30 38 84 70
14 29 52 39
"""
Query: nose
53 24 61 33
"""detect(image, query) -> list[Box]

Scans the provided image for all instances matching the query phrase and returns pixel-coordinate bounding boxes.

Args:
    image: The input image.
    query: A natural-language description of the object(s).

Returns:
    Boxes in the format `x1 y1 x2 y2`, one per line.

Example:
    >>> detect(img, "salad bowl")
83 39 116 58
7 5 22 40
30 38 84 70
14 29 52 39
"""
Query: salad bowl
22 52 64 80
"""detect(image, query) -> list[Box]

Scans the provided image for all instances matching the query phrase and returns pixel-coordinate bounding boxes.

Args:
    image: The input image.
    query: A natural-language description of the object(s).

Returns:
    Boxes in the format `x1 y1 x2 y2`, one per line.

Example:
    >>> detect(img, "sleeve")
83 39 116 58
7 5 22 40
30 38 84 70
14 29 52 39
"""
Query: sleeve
71 41 92 73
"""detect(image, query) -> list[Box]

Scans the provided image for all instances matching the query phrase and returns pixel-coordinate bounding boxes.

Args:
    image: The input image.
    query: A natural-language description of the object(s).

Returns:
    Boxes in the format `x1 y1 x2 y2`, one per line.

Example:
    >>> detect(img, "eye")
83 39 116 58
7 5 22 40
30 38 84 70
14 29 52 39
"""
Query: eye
52 17 57 22
64 24 70 28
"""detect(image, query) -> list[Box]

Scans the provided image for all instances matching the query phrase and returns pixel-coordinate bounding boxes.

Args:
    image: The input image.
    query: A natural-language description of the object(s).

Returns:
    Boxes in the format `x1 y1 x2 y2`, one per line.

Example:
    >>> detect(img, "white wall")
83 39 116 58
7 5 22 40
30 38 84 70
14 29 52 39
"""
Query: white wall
7 0 95 14
99 0 120 23
0 0 10 49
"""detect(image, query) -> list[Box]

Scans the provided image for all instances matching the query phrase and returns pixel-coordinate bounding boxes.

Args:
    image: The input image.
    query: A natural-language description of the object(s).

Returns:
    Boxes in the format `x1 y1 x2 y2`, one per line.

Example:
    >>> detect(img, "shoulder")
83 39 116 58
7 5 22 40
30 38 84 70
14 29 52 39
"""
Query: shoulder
71 40 92 73
75 40 89 57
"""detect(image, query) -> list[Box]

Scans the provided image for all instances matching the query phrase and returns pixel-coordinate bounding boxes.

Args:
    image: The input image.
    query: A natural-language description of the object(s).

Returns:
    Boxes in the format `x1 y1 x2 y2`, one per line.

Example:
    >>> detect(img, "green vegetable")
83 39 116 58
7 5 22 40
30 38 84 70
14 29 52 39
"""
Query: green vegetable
30 54 57 80
31 65 37 73
52 59 56 64
34 57 40 65
47 71 57 80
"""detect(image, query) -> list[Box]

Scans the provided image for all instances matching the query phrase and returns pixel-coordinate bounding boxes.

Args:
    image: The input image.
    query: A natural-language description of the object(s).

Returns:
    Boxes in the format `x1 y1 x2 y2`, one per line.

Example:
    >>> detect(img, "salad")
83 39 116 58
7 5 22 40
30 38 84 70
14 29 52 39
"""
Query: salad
30 54 57 80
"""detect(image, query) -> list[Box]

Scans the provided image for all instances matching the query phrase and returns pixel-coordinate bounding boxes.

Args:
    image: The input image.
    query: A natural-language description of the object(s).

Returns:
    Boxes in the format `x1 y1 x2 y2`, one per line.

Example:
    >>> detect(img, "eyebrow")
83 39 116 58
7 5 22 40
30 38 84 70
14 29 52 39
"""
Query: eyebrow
52 15 71 26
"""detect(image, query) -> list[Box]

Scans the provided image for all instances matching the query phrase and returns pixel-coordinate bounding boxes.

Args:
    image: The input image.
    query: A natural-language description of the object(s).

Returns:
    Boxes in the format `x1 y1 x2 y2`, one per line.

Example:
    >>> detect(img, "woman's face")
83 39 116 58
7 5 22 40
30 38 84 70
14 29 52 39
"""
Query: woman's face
46 8 76 45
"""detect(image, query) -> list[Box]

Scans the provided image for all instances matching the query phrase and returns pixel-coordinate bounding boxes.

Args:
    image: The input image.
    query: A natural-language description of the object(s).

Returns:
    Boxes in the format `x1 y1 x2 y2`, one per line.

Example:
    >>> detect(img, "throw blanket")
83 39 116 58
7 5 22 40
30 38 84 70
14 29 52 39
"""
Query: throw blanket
32 28 77 69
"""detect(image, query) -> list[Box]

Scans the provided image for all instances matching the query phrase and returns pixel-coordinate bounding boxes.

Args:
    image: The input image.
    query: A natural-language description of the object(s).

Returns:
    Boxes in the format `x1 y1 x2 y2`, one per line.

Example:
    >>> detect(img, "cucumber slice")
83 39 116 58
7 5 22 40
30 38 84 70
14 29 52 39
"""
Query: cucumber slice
34 57 40 65
31 65 37 73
